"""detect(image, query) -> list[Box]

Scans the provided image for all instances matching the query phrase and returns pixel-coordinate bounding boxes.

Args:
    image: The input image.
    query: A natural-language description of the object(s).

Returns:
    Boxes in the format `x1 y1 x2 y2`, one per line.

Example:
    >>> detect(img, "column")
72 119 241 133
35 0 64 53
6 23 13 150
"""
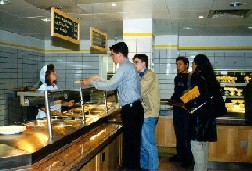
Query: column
123 18 154 69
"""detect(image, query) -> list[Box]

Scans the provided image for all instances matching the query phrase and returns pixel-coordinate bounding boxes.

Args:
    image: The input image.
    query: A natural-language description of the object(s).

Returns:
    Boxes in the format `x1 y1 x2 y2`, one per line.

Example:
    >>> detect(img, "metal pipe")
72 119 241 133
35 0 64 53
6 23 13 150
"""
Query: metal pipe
45 90 53 142
79 87 85 122
104 91 108 113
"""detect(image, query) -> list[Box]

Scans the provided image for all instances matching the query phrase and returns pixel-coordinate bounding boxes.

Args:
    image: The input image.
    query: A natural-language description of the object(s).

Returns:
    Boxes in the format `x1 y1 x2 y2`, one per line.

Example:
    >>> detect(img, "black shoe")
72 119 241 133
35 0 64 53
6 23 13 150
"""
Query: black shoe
169 155 182 162
181 160 194 168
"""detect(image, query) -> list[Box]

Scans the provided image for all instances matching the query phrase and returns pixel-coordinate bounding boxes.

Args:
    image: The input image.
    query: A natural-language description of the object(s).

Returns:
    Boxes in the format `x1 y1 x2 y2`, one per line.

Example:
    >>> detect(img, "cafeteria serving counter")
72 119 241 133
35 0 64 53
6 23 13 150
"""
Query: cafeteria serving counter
0 88 123 170
0 107 122 170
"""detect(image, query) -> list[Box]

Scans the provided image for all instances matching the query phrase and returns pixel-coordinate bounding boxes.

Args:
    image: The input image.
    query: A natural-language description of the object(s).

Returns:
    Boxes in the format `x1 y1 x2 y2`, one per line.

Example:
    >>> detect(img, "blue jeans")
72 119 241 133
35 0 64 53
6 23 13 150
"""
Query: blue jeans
140 117 159 171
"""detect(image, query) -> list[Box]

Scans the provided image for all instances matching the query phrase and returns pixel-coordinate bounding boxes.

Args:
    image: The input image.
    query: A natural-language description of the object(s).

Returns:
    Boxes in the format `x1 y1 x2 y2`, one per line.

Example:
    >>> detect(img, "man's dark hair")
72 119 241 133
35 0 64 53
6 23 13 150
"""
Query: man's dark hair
109 42 129 57
133 54 149 69
176 56 189 66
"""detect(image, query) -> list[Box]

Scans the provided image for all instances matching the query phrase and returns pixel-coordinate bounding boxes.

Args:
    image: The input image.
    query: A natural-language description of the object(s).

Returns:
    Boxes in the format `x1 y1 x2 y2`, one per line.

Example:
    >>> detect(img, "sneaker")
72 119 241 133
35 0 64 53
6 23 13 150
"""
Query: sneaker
169 155 182 162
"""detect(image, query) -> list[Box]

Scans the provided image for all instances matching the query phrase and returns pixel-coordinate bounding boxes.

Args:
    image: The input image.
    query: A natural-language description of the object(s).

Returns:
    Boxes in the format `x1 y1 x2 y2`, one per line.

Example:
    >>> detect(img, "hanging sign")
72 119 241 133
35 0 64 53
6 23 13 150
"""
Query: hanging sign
51 7 80 44
90 27 108 53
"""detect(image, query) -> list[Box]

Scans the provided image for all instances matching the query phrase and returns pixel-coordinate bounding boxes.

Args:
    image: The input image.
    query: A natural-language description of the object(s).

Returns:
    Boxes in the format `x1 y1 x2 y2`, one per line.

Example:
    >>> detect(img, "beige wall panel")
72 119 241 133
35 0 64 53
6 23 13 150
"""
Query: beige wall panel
156 117 176 147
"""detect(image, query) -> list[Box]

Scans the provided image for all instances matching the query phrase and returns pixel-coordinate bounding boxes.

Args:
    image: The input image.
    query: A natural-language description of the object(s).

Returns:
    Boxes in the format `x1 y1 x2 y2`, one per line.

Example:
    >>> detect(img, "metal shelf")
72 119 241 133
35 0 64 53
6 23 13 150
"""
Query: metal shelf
225 96 244 99
220 83 247 87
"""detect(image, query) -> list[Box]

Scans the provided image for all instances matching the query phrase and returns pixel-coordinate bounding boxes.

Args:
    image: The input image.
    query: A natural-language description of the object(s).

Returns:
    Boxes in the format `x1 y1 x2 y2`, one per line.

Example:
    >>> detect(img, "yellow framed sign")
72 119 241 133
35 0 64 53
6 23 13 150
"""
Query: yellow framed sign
90 27 108 53
51 7 80 44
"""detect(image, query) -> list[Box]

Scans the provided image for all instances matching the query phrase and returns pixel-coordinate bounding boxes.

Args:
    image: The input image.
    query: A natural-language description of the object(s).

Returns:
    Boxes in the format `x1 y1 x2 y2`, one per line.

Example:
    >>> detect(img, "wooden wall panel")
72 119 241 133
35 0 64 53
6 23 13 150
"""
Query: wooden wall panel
80 157 96 171
156 116 176 147
209 126 252 163
156 116 252 162
80 134 123 171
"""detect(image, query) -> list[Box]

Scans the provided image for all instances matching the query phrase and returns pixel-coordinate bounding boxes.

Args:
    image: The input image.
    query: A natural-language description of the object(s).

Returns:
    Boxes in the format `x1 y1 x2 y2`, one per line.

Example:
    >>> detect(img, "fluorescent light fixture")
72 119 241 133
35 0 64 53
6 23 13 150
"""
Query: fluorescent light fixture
230 2 242 7
41 18 51 22
248 26 252 29
198 15 204 19
112 3 117 7
0 0 10 5
183 27 192 30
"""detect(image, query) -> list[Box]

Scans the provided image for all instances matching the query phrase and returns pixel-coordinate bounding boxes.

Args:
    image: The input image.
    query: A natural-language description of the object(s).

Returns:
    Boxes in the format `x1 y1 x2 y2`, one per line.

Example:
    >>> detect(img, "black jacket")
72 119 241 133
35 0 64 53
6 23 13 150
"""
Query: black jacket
171 73 189 111
244 80 252 124
185 72 217 142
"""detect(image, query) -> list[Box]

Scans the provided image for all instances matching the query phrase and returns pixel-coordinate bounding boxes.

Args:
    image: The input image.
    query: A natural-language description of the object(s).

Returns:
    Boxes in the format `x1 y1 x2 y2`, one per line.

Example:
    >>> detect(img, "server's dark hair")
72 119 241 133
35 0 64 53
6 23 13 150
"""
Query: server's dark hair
45 64 55 86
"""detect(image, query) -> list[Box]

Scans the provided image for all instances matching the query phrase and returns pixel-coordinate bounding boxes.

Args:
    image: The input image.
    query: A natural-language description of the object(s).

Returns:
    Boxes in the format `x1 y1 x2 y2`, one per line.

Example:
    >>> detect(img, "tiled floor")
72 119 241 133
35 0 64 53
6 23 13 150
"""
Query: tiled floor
158 147 193 171
158 147 252 171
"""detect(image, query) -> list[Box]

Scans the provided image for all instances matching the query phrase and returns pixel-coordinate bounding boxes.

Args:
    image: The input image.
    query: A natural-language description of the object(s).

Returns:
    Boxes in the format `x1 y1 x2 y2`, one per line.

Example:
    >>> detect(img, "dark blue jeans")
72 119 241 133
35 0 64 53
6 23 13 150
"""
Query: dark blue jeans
173 109 193 162
121 100 144 170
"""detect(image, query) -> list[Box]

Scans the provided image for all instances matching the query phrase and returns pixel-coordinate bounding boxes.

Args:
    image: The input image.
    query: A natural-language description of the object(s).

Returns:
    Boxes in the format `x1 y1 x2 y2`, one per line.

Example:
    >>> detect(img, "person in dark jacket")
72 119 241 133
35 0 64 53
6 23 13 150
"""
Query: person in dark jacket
182 54 218 171
244 79 252 125
169 56 193 167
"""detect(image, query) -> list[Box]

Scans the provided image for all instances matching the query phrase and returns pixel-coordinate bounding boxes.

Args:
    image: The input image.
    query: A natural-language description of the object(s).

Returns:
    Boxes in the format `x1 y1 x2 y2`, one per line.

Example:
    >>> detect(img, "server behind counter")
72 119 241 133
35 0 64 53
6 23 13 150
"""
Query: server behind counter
244 79 252 125
36 64 74 119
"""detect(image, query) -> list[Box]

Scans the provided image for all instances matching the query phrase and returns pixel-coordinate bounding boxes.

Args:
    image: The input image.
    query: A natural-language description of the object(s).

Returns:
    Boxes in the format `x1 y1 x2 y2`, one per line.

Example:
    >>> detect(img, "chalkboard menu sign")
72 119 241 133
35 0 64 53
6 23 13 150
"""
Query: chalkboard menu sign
51 7 80 44
90 27 108 53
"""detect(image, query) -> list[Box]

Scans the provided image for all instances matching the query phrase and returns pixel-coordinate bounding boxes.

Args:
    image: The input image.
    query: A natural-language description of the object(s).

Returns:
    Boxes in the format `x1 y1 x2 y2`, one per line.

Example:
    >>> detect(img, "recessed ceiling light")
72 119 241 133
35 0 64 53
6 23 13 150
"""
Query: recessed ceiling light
230 2 242 7
0 0 10 5
41 18 51 22
198 15 204 19
112 3 117 7
183 27 192 30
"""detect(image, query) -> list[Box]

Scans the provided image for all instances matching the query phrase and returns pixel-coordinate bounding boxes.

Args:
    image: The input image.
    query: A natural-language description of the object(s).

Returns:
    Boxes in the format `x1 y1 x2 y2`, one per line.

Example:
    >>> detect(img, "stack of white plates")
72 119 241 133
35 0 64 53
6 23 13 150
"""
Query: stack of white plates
0 126 26 135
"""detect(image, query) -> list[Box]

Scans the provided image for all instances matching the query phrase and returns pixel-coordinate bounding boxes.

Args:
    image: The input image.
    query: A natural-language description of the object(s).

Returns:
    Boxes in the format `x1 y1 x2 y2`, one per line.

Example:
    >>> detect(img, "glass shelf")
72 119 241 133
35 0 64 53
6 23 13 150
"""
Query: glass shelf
225 96 244 99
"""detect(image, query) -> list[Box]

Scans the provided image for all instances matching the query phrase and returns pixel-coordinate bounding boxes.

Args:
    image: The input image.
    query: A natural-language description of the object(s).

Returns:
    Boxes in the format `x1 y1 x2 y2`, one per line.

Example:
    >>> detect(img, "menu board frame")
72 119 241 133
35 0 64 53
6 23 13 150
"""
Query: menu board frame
51 7 80 44
90 27 108 53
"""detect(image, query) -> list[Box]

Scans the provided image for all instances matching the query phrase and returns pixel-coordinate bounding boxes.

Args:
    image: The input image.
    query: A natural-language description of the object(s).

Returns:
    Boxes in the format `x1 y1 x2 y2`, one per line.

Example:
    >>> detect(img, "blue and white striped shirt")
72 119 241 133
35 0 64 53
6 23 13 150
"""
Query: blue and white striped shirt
90 58 141 106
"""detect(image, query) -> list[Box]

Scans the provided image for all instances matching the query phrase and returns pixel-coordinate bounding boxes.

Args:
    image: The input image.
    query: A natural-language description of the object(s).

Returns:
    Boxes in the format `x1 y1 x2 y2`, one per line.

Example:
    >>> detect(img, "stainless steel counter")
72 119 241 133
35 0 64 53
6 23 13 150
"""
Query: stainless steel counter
0 104 120 170
216 116 247 125
3 123 122 171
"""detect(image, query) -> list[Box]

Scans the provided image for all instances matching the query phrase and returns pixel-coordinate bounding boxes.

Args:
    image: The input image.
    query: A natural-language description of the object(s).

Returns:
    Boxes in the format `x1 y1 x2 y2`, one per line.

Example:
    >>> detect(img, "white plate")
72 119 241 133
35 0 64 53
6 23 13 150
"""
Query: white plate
0 126 26 135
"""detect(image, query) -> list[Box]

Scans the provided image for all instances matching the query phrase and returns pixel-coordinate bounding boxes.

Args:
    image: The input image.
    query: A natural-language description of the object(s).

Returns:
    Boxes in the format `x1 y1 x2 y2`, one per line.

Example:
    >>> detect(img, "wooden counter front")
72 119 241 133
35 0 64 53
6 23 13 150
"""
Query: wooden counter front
209 125 252 163
156 115 252 163
156 116 176 147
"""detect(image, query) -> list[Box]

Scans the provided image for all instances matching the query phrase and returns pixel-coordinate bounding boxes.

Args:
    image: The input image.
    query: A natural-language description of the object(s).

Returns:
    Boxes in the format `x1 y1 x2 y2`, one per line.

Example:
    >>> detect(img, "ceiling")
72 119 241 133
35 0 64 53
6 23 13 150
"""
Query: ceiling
0 0 252 40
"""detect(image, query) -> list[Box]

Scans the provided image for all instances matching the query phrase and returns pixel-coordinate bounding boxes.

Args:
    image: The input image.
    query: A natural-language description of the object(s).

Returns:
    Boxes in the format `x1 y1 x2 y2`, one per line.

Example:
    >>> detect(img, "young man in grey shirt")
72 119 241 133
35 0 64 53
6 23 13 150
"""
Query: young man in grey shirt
82 42 144 170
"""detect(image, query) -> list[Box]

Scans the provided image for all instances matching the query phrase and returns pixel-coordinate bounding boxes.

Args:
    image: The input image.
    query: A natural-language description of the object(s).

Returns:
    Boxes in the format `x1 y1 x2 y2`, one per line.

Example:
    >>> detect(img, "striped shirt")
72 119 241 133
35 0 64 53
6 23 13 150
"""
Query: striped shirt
90 58 141 106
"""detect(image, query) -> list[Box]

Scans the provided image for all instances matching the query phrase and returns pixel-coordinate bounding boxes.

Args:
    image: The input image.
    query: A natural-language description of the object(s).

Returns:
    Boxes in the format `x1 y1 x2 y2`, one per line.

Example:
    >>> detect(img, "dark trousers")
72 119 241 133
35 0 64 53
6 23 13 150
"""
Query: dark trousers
173 109 193 162
121 100 144 170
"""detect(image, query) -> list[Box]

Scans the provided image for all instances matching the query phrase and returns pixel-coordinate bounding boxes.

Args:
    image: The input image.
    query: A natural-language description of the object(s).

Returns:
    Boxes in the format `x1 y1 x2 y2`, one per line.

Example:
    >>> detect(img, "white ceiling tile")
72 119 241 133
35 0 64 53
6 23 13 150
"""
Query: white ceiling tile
0 0 250 40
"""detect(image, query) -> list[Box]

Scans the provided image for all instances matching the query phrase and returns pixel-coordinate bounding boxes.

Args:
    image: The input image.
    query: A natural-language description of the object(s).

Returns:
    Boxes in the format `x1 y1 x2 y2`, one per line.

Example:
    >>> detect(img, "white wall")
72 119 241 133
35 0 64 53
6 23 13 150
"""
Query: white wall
0 30 44 50
179 36 252 47
1 28 252 124
154 35 252 100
